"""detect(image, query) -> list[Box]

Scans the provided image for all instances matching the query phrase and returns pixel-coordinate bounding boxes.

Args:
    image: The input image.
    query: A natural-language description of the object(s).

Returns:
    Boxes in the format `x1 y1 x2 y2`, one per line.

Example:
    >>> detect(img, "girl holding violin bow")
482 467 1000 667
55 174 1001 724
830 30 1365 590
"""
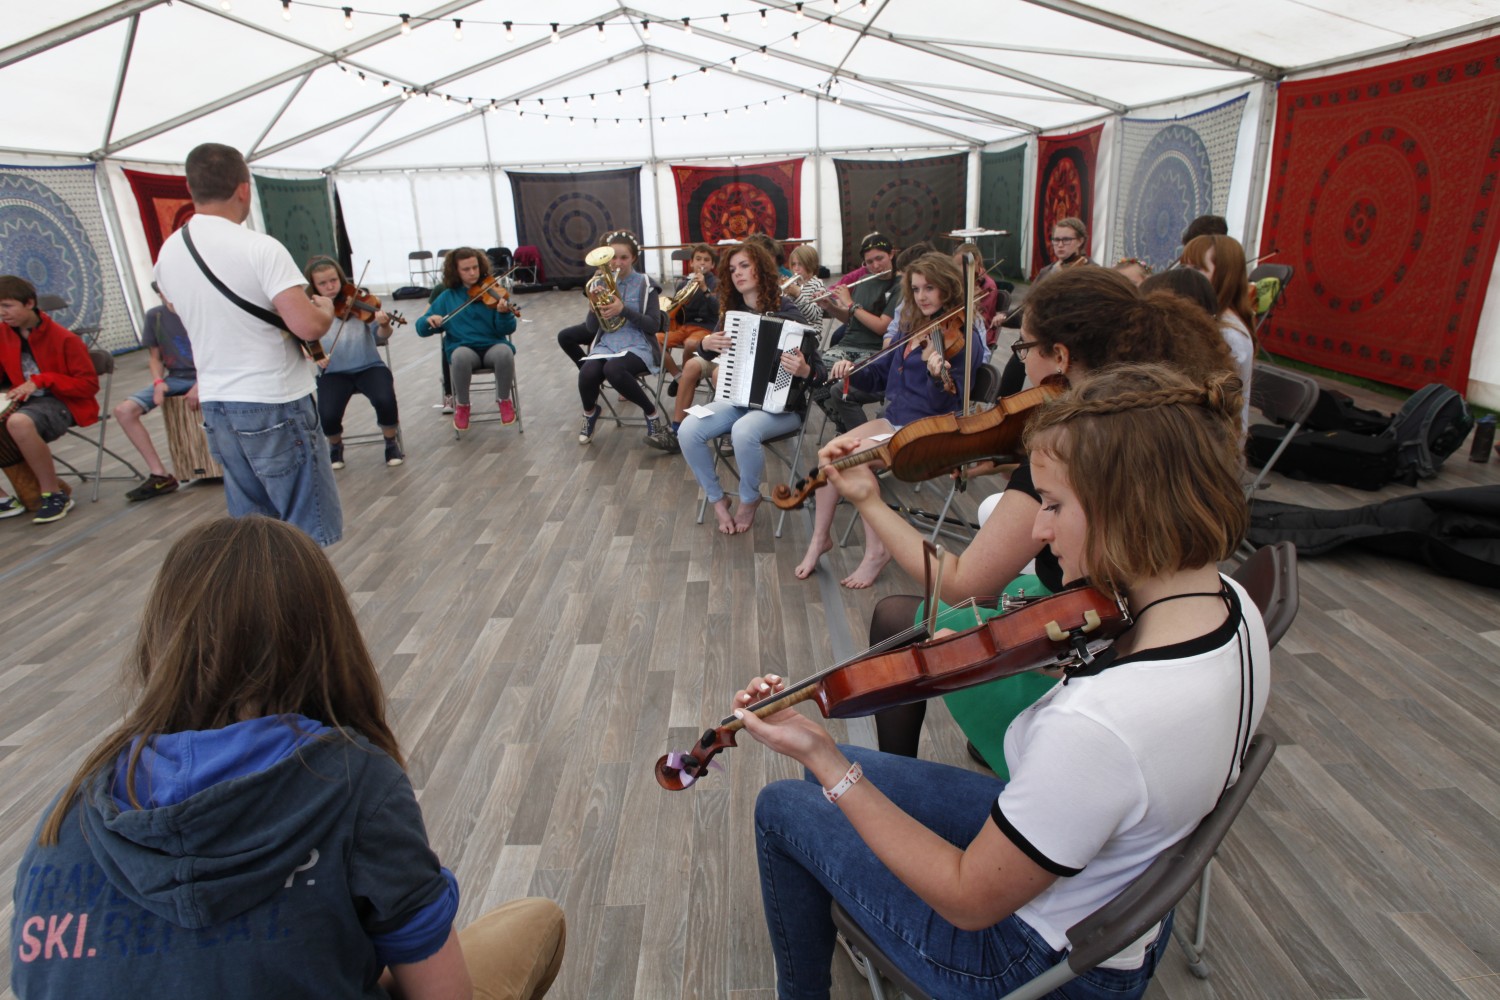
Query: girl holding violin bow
838 266 1238 773
793 252 987 589
723 361 1266 1000
416 247 518 431
305 257 405 468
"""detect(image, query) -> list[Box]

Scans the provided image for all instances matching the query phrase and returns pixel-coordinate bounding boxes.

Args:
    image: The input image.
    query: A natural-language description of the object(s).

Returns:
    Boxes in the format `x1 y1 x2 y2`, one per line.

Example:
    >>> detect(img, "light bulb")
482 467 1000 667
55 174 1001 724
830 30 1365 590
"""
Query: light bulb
549 22 559 43
452 18 462 40
721 13 731 34
683 17 692 35
281 1 291 21
641 19 651 39
504 20 513 41
731 58 739 73
760 46 768 61
219 1 231 11
342 7 353 31
597 22 605 43
793 31 800 48
400 14 410 34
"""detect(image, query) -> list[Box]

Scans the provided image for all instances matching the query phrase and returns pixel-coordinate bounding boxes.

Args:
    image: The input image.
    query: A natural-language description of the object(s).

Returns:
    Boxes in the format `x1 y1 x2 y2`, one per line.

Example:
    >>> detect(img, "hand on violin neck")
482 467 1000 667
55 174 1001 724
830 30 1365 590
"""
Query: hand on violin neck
732 674 841 772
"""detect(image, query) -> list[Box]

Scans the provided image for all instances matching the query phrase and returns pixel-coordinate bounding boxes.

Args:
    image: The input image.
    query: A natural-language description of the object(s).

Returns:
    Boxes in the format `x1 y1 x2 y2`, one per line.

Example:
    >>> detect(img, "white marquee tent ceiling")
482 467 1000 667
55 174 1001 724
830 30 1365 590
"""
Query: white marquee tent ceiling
5 0 1499 171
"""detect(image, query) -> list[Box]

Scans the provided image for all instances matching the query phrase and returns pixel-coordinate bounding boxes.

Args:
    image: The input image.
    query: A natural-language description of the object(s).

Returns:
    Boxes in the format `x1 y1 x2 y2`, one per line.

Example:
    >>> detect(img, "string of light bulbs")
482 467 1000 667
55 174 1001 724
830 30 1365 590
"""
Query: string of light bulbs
267 0 870 32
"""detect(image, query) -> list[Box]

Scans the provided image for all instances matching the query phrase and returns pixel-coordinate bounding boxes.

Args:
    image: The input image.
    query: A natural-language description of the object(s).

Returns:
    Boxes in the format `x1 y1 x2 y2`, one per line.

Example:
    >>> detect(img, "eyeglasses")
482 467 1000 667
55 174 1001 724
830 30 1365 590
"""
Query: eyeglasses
1050 236 1079 245
1010 338 1043 360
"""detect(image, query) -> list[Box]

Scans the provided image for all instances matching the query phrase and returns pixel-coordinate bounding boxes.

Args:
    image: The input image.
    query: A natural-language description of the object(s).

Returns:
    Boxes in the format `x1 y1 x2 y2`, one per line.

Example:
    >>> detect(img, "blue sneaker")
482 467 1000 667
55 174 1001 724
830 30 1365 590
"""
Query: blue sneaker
578 407 601 445
33 492 74 524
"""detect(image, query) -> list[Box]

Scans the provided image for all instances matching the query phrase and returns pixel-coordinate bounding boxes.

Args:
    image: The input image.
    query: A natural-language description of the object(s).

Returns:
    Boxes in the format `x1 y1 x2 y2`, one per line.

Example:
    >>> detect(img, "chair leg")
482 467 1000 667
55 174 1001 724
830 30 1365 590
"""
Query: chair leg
512 371 523 434
1173 860 1213 979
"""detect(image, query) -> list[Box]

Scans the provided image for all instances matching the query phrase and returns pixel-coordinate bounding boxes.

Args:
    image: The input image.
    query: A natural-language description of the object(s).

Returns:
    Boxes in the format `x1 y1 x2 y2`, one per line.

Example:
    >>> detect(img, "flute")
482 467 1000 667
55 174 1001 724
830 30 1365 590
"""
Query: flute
811 269 894 304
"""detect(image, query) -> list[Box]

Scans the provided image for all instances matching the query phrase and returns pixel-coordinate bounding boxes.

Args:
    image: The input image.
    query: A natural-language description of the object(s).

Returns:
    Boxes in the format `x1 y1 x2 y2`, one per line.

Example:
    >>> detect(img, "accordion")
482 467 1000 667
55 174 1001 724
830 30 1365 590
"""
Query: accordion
713 311 820 414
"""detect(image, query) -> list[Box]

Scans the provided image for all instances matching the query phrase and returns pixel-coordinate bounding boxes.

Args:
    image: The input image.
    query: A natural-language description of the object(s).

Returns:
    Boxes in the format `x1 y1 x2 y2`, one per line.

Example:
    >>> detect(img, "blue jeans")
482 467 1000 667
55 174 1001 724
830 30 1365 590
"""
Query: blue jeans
127 374 196 413
755 746 1172 1000
680 401 802 504
200 396 343 547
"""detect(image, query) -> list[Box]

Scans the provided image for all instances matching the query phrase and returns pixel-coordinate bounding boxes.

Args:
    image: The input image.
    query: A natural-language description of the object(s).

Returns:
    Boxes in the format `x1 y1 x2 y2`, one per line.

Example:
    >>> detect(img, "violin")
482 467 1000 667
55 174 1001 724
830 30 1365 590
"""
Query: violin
468 277 521 318
332 282 406 327
771 377 1066 510
655 586 1130 790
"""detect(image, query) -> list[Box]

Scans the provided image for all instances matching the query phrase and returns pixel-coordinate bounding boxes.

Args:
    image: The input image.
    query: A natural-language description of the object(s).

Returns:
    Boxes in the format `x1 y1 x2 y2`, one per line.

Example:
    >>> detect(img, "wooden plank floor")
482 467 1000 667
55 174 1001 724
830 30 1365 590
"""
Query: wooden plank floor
1 288 1497 999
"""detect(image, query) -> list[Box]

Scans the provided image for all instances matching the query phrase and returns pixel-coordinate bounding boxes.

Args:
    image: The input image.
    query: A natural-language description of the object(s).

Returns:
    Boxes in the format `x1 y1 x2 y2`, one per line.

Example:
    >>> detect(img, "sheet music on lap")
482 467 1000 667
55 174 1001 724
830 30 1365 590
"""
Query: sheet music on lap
713 311 819 414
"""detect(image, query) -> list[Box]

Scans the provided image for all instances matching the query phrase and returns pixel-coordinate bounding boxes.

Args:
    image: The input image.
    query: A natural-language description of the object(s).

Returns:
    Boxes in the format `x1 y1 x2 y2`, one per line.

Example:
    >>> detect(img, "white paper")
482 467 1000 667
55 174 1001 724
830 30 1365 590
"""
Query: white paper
686 404 717 419
584 349 631 360
867 433 895 443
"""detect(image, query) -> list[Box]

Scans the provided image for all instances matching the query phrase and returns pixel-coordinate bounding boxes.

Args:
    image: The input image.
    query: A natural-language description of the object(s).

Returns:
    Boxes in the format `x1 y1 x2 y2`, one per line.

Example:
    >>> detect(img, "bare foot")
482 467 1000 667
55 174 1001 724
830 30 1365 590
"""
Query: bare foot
794 538 833 580
733 497 762 533
711 498 736 535
841 550 892 590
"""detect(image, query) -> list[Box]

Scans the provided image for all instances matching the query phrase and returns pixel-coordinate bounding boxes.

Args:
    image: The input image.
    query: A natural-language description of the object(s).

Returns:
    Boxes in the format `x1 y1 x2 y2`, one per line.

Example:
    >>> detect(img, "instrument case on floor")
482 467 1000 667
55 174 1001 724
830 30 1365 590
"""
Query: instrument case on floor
1247 424 1399 491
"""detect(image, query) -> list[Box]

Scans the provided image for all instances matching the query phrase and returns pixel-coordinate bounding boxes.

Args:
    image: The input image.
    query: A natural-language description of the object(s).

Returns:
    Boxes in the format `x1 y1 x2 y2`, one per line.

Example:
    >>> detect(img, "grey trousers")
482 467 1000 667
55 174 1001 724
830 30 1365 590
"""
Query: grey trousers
450 343 515 405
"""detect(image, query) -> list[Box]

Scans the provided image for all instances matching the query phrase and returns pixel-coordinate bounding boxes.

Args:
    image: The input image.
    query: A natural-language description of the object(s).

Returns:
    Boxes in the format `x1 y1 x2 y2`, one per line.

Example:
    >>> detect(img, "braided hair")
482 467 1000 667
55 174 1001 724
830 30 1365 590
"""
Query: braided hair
1024 363 1247 593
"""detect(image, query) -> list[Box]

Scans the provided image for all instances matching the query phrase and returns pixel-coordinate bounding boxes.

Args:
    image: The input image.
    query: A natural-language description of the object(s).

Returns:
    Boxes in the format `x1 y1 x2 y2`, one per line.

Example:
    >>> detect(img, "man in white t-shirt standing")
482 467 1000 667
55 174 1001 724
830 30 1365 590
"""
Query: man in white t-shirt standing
154 143 342 545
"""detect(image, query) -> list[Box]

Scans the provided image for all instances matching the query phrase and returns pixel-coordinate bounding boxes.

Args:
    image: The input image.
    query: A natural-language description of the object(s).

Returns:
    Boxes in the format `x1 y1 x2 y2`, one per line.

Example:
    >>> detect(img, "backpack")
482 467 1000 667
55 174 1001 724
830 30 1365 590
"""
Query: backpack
1381 383 1474 484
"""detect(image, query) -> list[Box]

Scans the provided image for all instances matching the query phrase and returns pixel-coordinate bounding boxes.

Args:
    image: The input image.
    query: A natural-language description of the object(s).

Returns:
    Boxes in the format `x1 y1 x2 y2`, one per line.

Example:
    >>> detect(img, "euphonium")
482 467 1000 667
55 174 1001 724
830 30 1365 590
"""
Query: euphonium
585 246 627 333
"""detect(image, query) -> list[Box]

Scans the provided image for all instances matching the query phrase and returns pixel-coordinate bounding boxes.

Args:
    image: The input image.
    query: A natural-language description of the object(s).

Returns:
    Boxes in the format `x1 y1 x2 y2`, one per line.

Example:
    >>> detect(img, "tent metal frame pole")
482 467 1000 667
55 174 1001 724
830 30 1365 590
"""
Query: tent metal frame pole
409 174 426 257
94 0 482 158
814 99 823 270
0 0 163 71
1241 80 1280 261
751 0 1126 113
628 11 1039 134
1016 0 1282 79
180 0 409 81
479 112 503 249
641 47 666 278
100 14 140 153
336 51 635 169
248 72 313 160
860 74 1084 105
649 51 978 145
1289 14 1500 75
329 105 403 170
93 163 146 343
900 34 1230 71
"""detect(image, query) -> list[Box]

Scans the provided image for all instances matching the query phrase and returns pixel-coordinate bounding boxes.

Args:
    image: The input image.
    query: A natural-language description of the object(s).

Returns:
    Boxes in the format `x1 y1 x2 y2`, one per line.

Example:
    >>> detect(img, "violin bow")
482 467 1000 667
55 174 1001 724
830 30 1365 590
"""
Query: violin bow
923 541 946 636
440 272 508 326
324 259 372 360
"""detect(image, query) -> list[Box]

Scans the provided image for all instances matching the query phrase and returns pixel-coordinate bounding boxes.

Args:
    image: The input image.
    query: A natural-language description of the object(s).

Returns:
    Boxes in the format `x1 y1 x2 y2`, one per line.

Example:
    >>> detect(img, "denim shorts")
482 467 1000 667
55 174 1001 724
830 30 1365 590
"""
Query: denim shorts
127 375 197 414
199 395 343 547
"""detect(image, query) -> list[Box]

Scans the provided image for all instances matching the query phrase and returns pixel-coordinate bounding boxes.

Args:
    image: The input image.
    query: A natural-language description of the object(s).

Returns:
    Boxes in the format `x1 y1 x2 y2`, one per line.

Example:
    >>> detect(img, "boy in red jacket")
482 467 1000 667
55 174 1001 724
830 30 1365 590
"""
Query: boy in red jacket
0 275 100 524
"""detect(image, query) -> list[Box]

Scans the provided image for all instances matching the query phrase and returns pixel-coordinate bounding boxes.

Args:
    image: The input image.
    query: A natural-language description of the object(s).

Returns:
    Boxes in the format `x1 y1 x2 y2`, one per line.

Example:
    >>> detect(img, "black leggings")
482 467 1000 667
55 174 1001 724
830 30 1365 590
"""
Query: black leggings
578 352 656 416
557 323 593 369
870 595 929 757
318 366 399 436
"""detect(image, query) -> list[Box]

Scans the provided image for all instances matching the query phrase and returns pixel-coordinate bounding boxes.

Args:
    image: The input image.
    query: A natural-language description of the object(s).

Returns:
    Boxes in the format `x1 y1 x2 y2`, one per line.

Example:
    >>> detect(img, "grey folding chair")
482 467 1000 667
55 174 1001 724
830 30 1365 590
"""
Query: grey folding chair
832 734 1279 1000
693 412 812 539
57 347 144 501
407 250 435 285
1244 362 1320 496
341 341 407 452
1229 540 1299 648
452 364 523 439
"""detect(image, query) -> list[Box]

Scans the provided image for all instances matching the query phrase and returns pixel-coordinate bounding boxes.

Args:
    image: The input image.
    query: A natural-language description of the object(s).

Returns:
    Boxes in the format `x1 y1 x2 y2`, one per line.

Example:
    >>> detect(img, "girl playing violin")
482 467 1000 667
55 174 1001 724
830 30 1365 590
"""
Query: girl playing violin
304 258 404 468
416 248 518 431
794 252 986 589
840 266 1236 771
676 241 824 534
736 363 1266 1000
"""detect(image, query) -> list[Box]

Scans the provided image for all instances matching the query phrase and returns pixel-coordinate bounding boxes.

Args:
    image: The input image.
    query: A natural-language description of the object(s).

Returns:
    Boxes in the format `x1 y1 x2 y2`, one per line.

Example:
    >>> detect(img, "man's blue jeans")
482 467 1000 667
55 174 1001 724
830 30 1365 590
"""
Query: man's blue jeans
200 395 343 547
755 745 1172 999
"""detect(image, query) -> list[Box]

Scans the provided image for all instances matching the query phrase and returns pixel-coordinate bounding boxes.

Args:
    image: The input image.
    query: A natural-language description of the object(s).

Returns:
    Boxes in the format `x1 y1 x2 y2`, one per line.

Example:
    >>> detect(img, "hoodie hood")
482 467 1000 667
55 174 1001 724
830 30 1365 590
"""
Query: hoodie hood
76 715 369 930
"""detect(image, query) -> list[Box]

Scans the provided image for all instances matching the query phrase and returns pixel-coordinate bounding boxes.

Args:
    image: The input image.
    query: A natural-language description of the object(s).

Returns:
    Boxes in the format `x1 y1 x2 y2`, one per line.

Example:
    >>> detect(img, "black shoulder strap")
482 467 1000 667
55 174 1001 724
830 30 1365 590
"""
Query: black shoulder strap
181 222 289 333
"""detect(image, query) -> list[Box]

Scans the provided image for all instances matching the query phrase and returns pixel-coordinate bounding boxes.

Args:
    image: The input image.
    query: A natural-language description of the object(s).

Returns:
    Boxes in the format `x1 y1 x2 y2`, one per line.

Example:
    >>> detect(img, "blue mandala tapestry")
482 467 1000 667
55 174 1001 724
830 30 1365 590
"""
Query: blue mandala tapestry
1109 95 1248 271
0 164 135 352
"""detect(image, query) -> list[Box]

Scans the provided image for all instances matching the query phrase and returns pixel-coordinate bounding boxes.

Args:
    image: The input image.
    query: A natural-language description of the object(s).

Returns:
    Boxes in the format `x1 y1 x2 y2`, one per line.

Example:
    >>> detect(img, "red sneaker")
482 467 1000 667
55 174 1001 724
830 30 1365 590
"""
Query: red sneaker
453 404 471 430
499 399 516 425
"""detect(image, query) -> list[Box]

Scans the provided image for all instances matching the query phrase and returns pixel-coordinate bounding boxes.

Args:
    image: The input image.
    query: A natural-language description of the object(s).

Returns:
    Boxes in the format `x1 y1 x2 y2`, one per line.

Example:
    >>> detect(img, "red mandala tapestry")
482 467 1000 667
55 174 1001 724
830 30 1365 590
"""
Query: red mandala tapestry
1259 36 1500 391
123 169 194 263
1031 125 1102 278
672 159 803 256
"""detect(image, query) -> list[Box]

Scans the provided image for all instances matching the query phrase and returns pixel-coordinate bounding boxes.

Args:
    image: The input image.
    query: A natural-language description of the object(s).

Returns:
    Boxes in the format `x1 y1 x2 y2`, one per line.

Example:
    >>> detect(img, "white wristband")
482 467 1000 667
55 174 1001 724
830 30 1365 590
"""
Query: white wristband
823 761 863 804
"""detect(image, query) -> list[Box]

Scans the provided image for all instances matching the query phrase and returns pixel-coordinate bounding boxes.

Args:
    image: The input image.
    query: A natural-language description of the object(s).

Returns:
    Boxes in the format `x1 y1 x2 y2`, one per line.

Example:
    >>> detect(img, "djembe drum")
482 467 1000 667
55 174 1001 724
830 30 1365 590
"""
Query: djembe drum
1 398 72 510
161 394 222 481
